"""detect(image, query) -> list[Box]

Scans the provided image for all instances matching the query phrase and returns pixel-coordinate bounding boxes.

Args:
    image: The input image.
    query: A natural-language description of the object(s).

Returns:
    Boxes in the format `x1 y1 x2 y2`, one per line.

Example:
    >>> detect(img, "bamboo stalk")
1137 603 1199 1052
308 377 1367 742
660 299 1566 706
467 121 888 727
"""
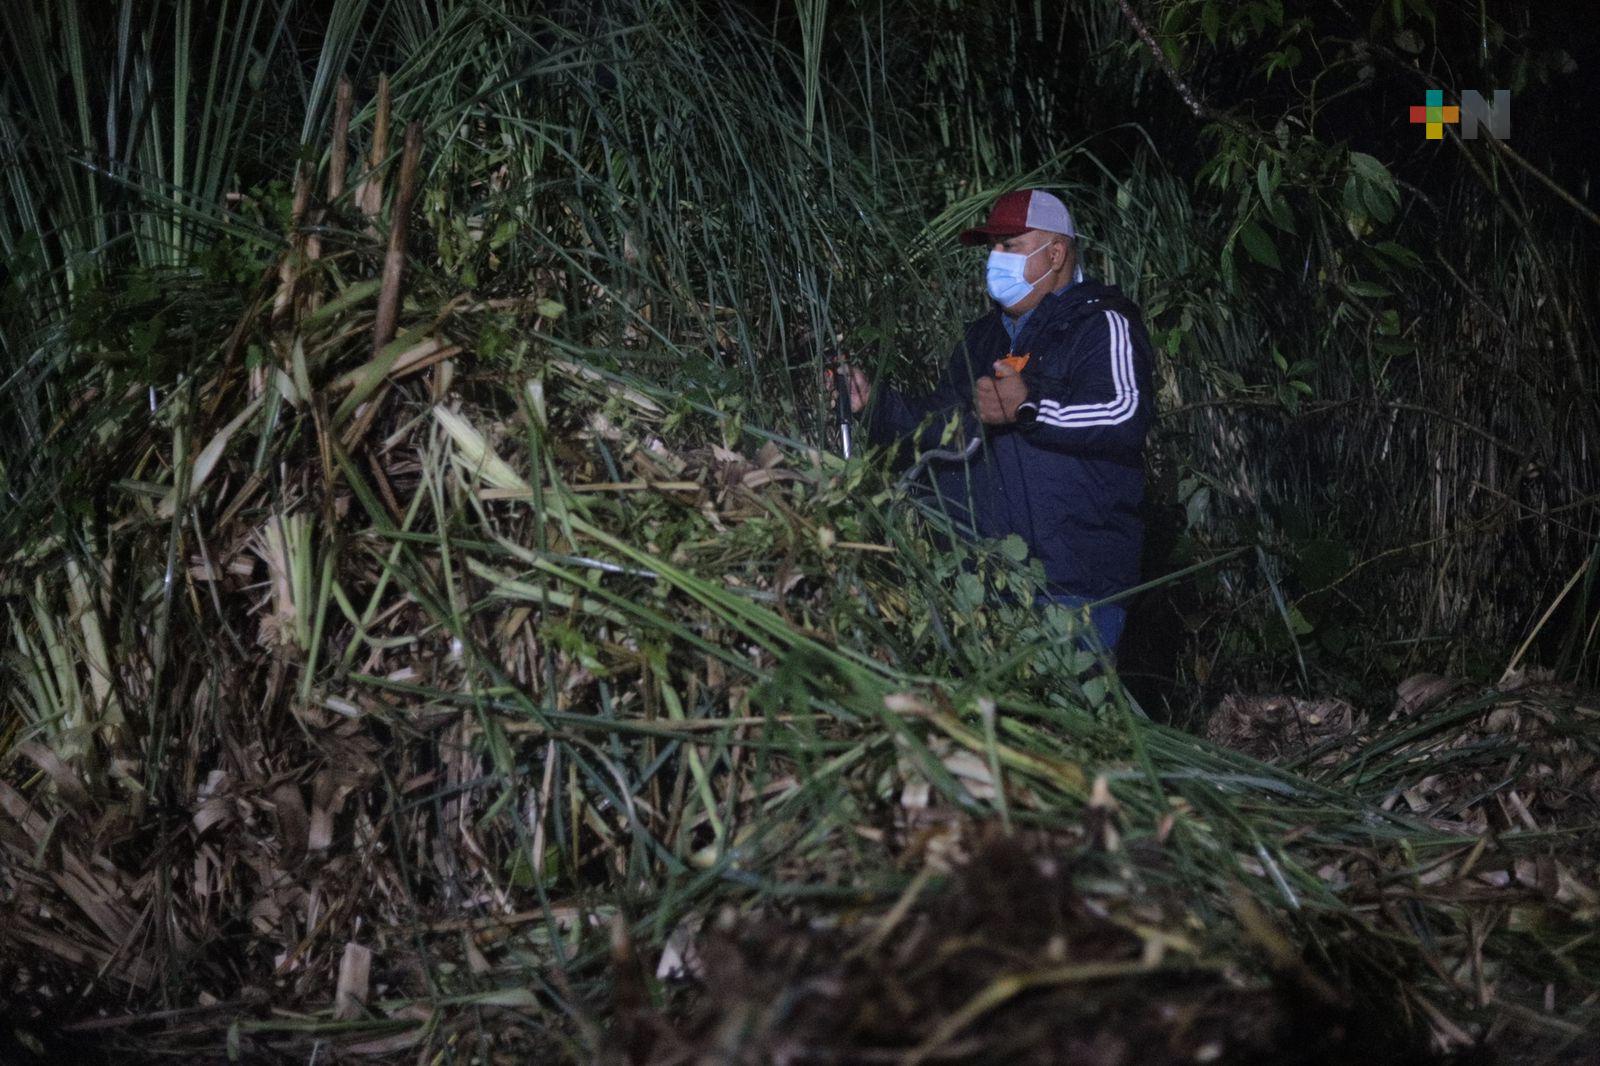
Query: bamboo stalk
302 78 354 316
328 76 354 202
371 121 422 354
271 163 313 329
357 74 391 221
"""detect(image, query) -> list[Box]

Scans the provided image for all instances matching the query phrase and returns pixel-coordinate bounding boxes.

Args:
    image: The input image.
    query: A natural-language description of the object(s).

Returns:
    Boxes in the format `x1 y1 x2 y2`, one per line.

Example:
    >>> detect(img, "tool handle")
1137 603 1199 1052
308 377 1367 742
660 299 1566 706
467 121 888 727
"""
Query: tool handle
833 365 853 424
825 344 875 458
830 364 853 458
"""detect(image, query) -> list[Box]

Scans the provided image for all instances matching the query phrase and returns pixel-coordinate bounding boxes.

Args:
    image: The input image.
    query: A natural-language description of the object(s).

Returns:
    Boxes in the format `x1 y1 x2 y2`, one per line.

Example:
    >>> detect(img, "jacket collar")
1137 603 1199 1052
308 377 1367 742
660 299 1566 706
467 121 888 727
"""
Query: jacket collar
1000 277 1081 344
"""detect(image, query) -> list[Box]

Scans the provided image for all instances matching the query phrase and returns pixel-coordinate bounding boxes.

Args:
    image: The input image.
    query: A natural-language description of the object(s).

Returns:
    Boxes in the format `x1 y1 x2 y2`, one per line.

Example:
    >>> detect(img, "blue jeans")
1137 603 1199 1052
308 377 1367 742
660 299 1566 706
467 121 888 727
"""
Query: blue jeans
1041 594 1125 653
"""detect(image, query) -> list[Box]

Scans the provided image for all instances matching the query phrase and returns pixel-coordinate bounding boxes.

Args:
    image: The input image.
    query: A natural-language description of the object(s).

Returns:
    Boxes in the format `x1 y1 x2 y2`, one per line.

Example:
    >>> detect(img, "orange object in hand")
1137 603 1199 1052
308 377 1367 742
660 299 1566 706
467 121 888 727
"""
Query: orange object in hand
996 352 1030 375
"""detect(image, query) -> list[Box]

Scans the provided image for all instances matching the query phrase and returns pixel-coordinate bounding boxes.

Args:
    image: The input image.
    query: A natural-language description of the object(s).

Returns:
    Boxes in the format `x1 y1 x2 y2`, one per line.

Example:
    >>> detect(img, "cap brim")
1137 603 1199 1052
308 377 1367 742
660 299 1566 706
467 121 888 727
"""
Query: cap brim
957 224 1028 247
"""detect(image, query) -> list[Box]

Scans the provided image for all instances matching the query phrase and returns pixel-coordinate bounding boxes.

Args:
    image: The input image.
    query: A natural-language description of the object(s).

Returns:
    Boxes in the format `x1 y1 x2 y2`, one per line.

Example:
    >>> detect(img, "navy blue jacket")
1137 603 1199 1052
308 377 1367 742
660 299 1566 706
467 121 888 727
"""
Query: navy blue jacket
867 280 1155 600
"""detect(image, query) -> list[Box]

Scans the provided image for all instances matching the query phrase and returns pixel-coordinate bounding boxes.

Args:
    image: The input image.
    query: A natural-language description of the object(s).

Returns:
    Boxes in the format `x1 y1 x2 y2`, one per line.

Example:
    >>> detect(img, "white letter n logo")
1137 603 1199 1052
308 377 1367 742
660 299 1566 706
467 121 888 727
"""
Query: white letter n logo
1459 90 1511 140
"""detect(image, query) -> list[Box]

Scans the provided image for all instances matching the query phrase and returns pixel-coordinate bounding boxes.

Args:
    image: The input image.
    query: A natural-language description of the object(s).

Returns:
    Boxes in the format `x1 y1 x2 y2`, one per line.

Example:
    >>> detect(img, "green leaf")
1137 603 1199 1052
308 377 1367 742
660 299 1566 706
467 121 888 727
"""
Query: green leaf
536 298 566 319
489 219 518 249
1266 193 1297 234
1262 45 1301 78
1342 174 1364 217
1349 152 1399 225
1160 35 1186 70
305 278 382 325
1362 180 1397 225
1345 279 1392 298
1238 220 1281 269
1373 240 1421 269
955 572 984 614
333 329 431 422
1349 151 1383 181
1219 240 1240 292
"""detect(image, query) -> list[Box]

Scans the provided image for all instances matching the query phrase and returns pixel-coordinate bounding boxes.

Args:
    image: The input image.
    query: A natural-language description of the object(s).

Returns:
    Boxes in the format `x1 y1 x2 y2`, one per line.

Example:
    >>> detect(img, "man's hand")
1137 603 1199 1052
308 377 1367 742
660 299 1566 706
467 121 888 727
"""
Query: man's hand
827 363 872 415
976 361 1028 424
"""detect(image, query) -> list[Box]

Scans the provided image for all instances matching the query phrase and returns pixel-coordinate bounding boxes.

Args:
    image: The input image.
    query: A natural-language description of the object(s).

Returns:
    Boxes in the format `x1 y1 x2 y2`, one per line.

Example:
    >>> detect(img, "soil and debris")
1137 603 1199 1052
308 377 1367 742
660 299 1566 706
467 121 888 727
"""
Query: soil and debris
608 832 1471 1066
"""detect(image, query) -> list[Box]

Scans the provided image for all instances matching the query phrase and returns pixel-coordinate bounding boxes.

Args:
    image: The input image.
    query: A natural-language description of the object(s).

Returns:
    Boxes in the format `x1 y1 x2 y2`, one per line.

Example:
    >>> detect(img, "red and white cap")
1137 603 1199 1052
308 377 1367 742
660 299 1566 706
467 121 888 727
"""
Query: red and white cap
957 188 1077 246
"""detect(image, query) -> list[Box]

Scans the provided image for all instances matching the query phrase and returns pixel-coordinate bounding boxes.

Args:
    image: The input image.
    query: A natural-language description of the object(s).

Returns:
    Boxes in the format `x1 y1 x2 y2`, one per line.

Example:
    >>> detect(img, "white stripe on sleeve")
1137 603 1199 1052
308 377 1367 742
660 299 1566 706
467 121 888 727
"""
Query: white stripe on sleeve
1033 310 1136 428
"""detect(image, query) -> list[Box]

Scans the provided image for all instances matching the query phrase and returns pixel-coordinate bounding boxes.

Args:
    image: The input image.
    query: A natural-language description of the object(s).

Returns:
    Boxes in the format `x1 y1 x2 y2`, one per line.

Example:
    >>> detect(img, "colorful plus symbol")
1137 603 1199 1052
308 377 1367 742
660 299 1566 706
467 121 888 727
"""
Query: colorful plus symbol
1409 89 1459 140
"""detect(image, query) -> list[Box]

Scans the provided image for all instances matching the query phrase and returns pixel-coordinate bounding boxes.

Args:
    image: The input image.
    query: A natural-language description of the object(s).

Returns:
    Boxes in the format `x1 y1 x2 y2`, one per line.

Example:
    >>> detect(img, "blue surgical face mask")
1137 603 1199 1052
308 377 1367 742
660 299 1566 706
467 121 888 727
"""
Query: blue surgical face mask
986 243 1053 309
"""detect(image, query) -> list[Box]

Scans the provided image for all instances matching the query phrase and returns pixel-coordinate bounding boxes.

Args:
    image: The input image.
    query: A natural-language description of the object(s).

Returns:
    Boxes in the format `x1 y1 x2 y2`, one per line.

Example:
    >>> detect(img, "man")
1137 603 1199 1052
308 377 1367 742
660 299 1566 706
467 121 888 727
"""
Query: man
839 188 1154 651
